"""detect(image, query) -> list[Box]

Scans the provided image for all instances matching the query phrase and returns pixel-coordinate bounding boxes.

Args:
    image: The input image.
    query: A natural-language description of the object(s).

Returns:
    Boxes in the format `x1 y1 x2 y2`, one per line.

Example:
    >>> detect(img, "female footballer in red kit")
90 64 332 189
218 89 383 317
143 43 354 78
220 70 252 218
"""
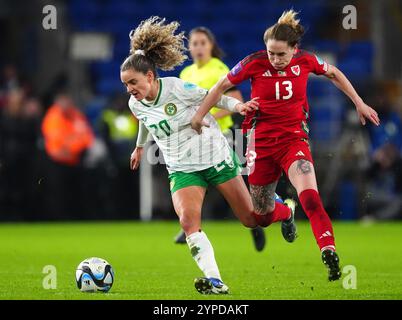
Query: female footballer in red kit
191 10 380 281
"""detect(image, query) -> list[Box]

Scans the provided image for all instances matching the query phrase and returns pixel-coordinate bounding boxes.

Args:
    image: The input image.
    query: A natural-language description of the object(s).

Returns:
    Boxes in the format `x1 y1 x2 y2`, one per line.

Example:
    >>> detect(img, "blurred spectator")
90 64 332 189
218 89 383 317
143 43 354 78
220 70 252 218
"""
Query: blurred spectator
0 89 43 219
1 64 21 91
42 93 94 166
98 94 140 218
41 93 94 219
0 64 32 110
363 81 402 220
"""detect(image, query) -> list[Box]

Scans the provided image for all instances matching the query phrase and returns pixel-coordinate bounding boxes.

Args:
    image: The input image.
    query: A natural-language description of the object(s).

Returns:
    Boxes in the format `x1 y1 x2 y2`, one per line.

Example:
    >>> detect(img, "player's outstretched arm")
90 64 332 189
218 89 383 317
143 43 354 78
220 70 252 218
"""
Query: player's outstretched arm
324 65 380 126
212 89 244 120
191 76 259 134
191 75 234 133
215 94 259 116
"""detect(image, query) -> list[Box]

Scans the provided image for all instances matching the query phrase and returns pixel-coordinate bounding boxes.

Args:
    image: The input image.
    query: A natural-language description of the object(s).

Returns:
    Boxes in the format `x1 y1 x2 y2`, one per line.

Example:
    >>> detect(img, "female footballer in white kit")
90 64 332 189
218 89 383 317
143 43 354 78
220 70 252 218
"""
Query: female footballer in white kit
120 17 290 294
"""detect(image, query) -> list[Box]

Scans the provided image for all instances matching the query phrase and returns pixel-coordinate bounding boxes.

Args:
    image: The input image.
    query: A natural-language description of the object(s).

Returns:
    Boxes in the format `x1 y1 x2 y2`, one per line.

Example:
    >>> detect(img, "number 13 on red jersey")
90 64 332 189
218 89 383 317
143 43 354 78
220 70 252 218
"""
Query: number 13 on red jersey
275 80 293 100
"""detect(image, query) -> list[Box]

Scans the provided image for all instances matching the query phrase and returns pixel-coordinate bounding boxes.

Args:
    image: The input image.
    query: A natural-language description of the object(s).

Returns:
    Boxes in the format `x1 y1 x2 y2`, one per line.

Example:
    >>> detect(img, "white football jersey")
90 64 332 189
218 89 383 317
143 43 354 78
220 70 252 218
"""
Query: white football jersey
128 77 233 173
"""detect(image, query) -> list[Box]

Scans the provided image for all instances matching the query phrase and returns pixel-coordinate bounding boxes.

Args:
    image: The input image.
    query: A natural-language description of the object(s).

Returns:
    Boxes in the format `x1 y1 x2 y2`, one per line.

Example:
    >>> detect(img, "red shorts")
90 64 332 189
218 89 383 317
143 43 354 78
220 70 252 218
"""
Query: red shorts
246 136 314 185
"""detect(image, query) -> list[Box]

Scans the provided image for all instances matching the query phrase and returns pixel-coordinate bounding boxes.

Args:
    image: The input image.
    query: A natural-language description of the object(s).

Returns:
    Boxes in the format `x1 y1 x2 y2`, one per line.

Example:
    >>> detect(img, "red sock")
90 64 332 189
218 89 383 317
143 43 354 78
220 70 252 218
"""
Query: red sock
299 189 336 251
252 203 291 227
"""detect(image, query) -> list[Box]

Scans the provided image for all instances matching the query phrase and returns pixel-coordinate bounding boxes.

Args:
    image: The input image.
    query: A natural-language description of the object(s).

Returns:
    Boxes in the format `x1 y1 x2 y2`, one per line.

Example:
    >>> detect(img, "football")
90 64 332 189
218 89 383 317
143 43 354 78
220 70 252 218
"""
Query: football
75 257 114 293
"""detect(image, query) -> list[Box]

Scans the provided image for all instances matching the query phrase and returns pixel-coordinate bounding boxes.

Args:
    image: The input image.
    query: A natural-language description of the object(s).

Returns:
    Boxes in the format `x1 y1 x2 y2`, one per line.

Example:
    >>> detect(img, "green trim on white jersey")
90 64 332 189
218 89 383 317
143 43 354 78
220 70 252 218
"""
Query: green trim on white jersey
139 79 162 108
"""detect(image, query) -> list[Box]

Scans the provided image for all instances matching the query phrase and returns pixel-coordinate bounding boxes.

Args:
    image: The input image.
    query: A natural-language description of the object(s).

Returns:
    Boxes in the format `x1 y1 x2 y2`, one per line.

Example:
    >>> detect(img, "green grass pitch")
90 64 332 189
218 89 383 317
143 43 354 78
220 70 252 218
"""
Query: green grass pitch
0 220 401 300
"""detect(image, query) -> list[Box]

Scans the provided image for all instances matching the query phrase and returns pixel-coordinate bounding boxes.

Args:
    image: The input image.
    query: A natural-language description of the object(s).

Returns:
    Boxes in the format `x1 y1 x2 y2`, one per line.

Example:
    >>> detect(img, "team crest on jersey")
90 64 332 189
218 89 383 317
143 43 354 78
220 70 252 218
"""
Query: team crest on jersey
164 103 177 116
291 65 300 76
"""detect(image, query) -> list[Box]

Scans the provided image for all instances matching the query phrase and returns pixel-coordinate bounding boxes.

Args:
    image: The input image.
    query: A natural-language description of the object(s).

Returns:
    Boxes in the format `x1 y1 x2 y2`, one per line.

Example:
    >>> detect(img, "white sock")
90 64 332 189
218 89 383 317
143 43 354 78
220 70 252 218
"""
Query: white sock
186 230 222 280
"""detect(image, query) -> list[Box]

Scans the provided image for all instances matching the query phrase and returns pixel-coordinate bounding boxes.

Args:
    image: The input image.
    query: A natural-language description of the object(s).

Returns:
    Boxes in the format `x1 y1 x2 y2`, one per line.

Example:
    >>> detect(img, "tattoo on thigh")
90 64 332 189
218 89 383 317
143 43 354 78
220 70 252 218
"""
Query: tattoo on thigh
296 159 312 175
250 184 277 214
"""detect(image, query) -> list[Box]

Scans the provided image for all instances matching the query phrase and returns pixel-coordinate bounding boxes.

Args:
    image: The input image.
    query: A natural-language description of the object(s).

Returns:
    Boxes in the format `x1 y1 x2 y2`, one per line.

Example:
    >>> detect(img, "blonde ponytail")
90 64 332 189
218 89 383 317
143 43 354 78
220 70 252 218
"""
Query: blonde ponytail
129 16 187 71
278 10 300 29
264 9 305 47
121 16 187 76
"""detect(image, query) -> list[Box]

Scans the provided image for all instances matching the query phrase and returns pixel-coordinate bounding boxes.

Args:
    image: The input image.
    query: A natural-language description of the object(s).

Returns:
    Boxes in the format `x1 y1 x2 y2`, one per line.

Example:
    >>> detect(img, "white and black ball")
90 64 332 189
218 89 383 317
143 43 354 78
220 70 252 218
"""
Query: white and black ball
76 257 114 292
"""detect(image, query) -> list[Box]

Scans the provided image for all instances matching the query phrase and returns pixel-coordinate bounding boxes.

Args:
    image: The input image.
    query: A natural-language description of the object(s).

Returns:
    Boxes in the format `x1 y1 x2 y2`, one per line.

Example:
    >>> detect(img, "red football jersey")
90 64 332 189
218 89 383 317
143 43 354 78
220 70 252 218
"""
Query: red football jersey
227 49 329 141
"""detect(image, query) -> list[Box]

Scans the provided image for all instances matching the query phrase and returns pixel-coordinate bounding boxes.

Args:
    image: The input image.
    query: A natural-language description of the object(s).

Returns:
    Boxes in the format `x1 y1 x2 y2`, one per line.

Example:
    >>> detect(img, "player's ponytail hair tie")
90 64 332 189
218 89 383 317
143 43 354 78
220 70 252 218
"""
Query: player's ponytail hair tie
134 49 145 56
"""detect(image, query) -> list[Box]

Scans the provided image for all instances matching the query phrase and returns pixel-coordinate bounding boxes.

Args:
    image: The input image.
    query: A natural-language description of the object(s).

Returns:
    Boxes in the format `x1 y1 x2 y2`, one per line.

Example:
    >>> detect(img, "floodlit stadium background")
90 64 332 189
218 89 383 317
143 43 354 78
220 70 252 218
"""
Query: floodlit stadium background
0 0 401 222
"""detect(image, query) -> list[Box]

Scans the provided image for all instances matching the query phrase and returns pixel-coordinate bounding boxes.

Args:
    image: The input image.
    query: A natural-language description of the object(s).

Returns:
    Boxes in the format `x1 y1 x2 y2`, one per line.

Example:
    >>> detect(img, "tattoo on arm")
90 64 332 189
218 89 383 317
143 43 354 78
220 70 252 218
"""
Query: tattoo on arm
296 159 312 175
250 183 277 214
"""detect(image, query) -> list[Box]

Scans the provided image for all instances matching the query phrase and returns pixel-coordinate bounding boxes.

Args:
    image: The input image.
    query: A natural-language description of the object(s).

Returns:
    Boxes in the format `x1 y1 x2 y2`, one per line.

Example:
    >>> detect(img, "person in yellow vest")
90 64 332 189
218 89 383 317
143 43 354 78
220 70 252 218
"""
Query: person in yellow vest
101 94 139 164
175 26 266 251
180 27 242 138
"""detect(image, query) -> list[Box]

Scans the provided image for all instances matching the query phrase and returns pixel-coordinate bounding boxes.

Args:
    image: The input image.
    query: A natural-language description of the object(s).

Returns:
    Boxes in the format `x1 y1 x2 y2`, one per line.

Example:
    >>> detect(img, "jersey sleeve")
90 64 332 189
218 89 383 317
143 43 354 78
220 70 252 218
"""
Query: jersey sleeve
128 96 138 116
174 78 208 106
136 121 149 147
227 57 253 85
307 52 329 75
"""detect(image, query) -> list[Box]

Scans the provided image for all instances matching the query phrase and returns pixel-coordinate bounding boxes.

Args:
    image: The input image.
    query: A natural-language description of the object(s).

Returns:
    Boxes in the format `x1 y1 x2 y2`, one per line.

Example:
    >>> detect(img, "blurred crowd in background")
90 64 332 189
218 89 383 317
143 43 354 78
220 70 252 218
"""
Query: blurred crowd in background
0 64 140 220
0 0 401 221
